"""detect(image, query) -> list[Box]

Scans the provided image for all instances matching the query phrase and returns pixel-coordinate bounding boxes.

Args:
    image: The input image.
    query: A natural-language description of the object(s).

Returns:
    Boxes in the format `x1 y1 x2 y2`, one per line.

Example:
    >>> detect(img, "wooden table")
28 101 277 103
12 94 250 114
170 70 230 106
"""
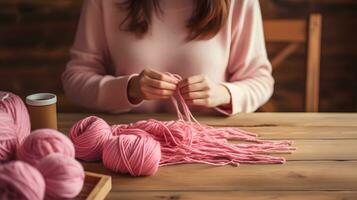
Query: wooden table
58 113 357 200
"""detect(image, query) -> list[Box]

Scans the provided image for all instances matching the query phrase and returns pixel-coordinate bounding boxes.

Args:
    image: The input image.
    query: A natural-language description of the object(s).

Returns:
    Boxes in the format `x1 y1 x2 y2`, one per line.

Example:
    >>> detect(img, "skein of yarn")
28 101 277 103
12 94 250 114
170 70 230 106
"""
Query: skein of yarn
0 91 31 143
37 153 85 199
17 129 75 166
69 116 112 161
0 161 45 200
103 129 161 176
0 112 17 162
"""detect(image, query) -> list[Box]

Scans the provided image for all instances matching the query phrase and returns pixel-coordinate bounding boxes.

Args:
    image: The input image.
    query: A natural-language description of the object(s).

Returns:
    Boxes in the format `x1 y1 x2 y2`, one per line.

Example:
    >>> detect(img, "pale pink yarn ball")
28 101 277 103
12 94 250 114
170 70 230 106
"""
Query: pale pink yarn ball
69 116 112 161
103 129 161 176
0 91 30 143
17 129 75 166
0 161 45 200
37 153 85 199
0 112 18 162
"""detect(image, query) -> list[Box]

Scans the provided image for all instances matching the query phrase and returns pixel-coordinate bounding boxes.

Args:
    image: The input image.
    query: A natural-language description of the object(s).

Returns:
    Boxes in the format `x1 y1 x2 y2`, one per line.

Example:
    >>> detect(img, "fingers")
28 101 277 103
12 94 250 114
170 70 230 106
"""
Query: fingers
141 75 177 90
181 90 211 107
141 86 174 97
178 75 205 88
180 82 209 94
143 69 179 85
178 75 209 106
186 98 211 107
138 68 180 101
181 91 209 100
142 92 170 100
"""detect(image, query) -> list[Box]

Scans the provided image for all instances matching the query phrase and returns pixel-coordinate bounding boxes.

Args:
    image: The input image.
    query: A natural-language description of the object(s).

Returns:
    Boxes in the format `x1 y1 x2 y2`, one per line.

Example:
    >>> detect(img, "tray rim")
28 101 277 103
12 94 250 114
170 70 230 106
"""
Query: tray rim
84 171 112 200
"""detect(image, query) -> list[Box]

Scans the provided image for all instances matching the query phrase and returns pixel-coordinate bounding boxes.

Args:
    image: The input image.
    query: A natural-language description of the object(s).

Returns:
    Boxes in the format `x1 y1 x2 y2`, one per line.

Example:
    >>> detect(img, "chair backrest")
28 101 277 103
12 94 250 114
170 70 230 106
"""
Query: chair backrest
263 14 322 112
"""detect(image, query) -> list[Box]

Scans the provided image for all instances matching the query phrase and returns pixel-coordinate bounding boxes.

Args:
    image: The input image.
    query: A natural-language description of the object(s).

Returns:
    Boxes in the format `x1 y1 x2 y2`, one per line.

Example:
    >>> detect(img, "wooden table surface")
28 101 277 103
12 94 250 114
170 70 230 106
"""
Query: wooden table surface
58 113 357 200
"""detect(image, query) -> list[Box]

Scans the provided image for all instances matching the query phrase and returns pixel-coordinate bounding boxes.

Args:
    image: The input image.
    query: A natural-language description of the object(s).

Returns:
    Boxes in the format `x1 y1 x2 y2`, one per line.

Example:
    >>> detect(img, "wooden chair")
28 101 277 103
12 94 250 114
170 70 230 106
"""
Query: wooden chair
262 14 322 112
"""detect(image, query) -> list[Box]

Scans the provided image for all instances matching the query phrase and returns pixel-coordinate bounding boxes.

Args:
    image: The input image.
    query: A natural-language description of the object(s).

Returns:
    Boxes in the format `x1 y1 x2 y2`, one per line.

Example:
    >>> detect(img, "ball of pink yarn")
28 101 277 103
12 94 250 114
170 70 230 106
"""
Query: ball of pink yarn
103 129 161 176
69 116 112 161
0 112 18 162
37 153 85 199
17 128 75 166
0 91 30 143
0 161 45 200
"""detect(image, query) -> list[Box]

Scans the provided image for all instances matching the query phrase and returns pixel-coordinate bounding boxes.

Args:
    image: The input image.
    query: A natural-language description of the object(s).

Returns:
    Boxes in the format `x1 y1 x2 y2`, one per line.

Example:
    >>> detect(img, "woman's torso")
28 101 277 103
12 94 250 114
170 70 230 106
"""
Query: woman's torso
101 0 234 113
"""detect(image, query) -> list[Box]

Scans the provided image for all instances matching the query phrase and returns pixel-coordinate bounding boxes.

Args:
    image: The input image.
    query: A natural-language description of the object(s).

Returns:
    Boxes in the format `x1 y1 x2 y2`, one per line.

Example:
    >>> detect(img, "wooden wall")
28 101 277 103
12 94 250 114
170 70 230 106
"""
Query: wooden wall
0 0 356 112
260 0 357 112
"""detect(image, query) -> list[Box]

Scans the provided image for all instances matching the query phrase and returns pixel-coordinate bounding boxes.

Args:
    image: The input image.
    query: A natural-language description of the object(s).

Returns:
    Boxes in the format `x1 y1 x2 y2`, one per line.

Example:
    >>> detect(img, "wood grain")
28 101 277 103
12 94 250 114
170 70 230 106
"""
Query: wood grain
306 14 322 112
80 161 357 191
57 113 357 129
264 20 307 42
76 172 111 200
282 140 357 161
107 191 357 200
85 172 112 200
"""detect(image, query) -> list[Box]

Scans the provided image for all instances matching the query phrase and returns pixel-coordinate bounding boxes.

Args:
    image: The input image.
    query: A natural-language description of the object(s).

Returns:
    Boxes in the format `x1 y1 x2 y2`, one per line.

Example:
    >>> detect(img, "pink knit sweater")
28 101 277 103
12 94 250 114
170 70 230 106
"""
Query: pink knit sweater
62 0 273 115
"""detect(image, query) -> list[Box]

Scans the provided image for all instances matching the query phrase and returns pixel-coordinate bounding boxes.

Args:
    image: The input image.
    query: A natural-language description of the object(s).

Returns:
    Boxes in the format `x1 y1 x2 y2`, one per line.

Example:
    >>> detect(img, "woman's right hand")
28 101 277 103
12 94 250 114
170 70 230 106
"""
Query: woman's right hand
127 68 179 104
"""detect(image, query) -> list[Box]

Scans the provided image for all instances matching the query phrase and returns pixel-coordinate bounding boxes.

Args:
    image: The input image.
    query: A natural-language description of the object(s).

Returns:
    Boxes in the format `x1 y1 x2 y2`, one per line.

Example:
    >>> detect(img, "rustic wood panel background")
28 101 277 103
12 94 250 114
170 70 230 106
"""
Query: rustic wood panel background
0 0 356 112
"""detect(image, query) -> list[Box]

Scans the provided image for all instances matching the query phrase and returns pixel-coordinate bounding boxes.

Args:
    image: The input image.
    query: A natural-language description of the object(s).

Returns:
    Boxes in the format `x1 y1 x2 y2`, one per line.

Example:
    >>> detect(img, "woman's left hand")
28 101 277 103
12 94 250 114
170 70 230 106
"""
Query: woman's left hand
178 75 231 107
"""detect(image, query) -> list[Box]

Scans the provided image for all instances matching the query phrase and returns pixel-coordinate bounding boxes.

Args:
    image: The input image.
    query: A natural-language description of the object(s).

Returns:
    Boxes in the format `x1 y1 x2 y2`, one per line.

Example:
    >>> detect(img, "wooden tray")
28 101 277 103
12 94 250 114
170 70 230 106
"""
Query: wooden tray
75 172 112 200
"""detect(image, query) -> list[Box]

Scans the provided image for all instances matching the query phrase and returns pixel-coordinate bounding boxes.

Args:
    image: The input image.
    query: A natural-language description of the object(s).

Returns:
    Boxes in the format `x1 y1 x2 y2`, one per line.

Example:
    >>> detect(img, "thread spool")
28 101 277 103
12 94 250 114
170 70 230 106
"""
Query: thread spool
26 93 57 130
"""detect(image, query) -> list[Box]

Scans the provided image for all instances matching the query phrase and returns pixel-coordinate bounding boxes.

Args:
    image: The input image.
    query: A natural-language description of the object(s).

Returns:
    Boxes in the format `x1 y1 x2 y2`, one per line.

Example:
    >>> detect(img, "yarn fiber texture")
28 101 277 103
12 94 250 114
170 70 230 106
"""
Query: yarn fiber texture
0 161 45 200
37 153 85 199
70 75 295 176
17 129 75 166
103 129 161 176
0 112 17 162
69 116 112 161
0 91 30 143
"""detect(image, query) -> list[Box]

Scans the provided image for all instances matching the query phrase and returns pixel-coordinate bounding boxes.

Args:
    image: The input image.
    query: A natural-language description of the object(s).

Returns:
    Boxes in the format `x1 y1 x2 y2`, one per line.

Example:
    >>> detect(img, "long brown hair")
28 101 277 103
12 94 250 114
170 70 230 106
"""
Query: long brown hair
119 0 230 40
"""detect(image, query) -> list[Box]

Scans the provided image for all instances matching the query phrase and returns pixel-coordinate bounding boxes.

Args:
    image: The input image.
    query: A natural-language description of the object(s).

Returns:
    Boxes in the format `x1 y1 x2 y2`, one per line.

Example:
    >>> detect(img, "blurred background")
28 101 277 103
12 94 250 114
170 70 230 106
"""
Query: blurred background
0 0 356 112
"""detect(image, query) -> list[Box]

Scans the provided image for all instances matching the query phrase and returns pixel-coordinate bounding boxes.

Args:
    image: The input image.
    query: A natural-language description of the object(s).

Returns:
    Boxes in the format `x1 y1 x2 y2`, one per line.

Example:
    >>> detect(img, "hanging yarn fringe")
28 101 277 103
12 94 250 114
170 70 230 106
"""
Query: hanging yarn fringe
70 75 295 176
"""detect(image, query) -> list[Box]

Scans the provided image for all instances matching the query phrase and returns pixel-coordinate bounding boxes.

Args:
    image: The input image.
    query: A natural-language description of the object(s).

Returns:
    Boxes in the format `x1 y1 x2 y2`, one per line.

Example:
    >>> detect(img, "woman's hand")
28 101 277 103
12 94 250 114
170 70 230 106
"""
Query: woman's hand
178 75 231 107
128 68 179 104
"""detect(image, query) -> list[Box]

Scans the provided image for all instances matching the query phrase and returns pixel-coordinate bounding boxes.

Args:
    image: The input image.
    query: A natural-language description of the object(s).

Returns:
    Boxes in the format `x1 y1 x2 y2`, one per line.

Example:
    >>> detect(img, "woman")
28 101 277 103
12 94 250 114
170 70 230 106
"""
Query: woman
62 0 273 115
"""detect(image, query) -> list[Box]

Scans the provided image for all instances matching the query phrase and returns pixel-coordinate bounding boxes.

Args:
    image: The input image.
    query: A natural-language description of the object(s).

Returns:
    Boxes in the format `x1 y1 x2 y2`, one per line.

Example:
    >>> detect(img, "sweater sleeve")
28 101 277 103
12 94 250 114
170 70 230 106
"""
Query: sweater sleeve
62 0 140 113
216 0 274 115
